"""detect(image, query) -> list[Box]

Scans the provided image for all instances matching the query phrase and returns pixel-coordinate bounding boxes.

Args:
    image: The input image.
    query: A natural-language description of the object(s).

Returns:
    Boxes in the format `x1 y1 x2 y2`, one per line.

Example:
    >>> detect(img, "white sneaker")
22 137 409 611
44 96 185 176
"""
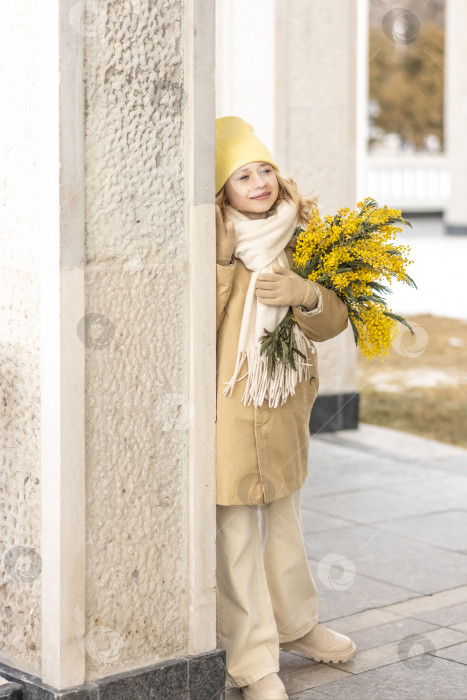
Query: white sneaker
280 623 356 664
241 672 289 699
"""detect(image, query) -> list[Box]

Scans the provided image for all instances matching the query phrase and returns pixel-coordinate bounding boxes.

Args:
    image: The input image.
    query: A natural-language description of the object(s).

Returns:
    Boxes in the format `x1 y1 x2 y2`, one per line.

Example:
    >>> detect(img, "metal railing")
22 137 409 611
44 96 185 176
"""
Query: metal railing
365 155 450 212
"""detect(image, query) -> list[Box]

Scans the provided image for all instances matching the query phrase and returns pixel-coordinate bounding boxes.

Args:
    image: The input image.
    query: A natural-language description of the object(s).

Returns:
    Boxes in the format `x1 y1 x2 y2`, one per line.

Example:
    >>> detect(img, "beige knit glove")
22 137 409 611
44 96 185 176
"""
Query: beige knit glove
216 205 236 265
255 264 319 310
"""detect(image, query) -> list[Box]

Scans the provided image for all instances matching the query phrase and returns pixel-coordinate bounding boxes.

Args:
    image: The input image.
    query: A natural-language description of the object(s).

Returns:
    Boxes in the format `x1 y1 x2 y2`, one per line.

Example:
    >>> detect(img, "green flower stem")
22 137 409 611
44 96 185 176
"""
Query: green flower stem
259 309 306 377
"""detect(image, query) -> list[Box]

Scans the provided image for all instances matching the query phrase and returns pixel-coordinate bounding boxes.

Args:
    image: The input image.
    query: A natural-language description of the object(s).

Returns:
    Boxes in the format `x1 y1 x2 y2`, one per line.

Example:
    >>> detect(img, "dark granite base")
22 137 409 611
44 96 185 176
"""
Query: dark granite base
309 392 359 433
446 224 467 236
0 649 225 700
0 682 23 699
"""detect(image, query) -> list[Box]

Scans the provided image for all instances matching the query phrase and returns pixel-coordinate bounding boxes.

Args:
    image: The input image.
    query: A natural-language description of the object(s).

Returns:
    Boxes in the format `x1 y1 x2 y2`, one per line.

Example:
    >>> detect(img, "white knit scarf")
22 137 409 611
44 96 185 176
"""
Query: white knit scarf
223 198 313 408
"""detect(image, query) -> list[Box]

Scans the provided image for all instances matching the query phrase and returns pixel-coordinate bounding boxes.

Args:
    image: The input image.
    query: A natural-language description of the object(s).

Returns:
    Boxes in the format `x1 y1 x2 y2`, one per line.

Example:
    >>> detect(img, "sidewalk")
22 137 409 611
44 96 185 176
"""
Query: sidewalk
226 424 467 699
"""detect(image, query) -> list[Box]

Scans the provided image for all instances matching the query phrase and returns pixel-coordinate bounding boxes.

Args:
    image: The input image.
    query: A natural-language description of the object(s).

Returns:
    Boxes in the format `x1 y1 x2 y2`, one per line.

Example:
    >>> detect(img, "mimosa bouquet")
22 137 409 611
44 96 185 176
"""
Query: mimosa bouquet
260 197 417 376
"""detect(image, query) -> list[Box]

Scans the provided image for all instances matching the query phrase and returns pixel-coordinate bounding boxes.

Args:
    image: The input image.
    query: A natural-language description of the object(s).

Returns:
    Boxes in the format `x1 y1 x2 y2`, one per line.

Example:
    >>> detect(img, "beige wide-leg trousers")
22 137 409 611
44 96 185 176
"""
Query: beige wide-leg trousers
216 489 319 688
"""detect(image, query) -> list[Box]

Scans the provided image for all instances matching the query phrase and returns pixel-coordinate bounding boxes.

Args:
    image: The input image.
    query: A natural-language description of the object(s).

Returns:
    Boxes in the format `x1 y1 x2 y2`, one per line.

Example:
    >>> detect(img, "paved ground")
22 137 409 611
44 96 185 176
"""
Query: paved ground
226 423 467 699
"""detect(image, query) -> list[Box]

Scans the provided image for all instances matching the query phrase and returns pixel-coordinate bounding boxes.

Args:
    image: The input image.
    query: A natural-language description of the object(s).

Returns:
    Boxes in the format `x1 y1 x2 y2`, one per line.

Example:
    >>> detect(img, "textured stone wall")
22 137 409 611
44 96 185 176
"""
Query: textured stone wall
83 0 189 677
0 0 42 673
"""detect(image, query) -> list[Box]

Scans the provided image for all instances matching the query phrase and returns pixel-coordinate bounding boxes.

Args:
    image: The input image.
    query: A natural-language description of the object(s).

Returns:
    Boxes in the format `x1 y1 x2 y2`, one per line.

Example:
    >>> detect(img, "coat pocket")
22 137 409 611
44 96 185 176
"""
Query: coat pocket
305 345 319 391
307 374 319 404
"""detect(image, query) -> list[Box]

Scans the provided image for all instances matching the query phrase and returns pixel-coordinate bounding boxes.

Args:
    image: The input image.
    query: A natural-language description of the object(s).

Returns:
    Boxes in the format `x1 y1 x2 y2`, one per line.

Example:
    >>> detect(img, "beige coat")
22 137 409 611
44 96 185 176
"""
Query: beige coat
216 243 349 506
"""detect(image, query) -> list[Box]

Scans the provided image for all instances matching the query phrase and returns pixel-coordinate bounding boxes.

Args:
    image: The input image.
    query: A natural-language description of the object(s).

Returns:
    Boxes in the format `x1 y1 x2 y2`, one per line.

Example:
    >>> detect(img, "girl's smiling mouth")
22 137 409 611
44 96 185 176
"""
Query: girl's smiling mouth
251 192 270 200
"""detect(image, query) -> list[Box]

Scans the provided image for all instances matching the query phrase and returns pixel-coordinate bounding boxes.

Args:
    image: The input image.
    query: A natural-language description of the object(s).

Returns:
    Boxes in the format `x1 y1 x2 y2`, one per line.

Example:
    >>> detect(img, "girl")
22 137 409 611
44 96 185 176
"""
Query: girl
215 116 356 700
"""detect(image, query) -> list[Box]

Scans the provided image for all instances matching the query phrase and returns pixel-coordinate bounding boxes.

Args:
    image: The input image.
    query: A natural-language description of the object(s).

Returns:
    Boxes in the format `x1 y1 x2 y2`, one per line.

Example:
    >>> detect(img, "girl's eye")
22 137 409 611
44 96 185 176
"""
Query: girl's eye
239 169 271 181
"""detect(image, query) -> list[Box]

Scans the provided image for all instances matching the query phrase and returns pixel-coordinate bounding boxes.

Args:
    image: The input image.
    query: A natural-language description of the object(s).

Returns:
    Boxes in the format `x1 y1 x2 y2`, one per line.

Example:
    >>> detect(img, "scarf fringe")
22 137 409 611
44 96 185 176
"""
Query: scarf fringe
222 325 315 408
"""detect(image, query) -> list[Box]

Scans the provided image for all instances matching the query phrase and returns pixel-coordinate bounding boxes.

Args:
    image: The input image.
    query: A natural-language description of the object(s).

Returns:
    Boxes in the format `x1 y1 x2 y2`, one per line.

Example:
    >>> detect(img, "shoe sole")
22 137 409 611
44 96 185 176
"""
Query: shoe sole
280 640 357 664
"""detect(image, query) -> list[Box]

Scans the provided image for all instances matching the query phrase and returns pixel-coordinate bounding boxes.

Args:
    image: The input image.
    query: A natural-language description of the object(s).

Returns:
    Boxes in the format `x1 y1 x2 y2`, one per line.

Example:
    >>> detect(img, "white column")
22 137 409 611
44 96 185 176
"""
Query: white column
215 0 276 152
445 0 467 235
186 0 217 654
275 0 365 400
40 0 86 688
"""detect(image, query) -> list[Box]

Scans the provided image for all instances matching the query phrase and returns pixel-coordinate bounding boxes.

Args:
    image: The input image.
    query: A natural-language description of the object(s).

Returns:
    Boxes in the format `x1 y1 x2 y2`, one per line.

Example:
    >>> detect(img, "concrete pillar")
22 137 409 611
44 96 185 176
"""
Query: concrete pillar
0 0 223 696
0 0 44 680
215 0 276 155
39 0 86 686
445 0 467 235
275 0 367 430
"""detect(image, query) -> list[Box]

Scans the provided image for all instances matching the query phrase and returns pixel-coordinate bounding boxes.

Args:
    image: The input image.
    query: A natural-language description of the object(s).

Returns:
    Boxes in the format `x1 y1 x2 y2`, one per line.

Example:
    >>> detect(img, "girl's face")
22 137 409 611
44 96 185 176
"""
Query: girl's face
224 161 279 220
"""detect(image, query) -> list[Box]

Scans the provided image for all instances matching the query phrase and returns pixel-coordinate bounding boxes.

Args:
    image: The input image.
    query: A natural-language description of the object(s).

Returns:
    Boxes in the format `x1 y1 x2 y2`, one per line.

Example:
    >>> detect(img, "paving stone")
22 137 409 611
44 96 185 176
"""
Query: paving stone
385 586 467 618
304 455 444 498
451 622 467 634
304 462 385 498
280 653 348 695
279 654 318 673
327 608 403 635
225 673 328 700
303 523 437 566
305 523 467 596
356 549 467 595
307 487 458 526
290 689 329 699
380 550 467 595
379 481 467 518
326 424 467 466
412 601 467 627
348 617 439 653
434 641 467 665
310 656 467 699
307 563 417 621
300 508 352 533
335 627 466 675
381 510 467 552
383 473 467 501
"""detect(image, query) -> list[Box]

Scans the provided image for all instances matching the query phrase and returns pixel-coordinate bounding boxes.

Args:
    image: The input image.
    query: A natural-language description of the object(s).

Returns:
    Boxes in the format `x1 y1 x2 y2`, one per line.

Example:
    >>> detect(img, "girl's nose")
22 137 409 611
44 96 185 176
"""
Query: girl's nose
252 172 267 187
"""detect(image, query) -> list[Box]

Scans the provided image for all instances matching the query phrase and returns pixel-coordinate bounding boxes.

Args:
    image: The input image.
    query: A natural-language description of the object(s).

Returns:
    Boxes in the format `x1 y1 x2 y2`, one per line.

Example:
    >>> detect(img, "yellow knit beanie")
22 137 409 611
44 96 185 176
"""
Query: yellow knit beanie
215 116 279 195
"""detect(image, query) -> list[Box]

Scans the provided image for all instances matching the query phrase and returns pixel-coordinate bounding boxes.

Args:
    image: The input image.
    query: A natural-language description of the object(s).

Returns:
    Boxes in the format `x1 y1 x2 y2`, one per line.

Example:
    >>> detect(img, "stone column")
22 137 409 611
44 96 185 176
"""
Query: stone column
445 0 467 235
0 0 224 696
215 0 276 157
275 0 367 430
0 0 44 684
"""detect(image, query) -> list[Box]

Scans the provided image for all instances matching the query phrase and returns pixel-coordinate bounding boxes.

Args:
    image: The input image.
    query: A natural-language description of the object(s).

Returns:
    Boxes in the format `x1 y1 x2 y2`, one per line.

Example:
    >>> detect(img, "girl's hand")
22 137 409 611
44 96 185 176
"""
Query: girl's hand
216 205 236 265
255 264 319 309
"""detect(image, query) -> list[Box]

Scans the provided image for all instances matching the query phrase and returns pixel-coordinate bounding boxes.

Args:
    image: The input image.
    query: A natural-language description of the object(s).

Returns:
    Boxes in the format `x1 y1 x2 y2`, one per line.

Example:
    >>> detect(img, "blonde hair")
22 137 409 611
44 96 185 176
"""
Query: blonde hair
215 169 319 229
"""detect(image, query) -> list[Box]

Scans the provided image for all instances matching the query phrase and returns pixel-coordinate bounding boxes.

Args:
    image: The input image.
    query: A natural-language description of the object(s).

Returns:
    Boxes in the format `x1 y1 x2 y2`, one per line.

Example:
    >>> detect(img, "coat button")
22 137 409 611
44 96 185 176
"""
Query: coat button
255 406 271 426
237 475 265 505
237 474 276 505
